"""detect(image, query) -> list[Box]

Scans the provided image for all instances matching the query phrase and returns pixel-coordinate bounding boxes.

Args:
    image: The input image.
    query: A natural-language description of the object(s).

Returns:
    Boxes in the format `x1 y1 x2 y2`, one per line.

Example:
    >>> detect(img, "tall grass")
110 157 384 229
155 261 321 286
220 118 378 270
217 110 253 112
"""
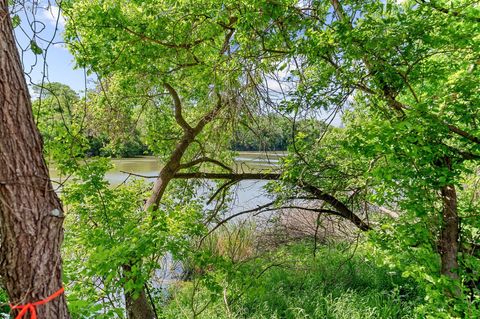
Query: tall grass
161 241 422 319
201 221 258 263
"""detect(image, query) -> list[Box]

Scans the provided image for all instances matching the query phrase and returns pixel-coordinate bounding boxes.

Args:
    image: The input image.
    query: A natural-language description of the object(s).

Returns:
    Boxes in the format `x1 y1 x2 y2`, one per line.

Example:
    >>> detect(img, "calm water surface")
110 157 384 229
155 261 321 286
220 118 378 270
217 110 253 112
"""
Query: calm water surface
52 152 285 213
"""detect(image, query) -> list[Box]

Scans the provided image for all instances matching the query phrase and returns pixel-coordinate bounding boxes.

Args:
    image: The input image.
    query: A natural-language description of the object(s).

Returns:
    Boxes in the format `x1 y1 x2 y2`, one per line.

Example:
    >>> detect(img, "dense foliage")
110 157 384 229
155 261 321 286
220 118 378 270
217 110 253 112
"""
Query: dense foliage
61 159 204 318
33 82 150 159
2 0 479 318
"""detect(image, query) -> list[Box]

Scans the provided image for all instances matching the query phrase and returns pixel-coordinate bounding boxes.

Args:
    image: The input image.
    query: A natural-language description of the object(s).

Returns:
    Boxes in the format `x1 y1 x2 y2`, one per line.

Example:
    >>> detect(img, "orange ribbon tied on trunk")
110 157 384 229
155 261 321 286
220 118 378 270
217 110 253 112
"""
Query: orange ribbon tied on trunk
10 287 64 319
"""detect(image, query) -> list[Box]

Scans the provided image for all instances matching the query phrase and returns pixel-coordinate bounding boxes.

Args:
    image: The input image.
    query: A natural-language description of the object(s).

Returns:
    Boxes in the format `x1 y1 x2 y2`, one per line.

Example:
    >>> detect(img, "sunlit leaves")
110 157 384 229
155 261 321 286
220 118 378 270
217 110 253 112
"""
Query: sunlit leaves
62 158 205 317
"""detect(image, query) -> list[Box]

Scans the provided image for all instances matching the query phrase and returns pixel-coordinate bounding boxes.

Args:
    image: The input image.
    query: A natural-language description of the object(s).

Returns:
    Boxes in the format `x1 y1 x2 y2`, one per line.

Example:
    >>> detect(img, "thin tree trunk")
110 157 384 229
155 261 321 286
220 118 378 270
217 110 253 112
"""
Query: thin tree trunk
439 183 459 280
121 134 194 319
0 2 69 318
144 134 194 211
122 264 156 319
145 87 223 212
127 89 222 318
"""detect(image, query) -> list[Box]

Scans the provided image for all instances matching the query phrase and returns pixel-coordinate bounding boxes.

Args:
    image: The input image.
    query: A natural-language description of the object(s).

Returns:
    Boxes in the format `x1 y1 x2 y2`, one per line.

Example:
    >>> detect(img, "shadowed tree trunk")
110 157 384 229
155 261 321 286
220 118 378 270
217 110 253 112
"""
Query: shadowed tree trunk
434 157 460 283
439 183 459 280
125 288 155 319
0 1 70 318
122 264 156 319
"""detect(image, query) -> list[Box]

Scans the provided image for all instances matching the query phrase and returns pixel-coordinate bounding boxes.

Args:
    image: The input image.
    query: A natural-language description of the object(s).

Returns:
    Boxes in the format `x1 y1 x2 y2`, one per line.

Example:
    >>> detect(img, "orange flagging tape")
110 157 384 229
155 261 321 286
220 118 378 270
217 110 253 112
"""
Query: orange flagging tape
10 287 64 319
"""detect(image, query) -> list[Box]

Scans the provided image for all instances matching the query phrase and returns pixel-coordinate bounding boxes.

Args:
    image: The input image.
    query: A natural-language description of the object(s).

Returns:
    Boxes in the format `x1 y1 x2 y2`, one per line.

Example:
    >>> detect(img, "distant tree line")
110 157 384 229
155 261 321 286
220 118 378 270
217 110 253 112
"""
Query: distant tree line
232 115 328 152
33 84 325 156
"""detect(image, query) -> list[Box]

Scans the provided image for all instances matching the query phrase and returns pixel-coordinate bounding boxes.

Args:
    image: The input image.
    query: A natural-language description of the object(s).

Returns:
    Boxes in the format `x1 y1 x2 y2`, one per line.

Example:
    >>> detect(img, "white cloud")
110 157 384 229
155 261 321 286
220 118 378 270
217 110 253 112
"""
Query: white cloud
41 5 65 28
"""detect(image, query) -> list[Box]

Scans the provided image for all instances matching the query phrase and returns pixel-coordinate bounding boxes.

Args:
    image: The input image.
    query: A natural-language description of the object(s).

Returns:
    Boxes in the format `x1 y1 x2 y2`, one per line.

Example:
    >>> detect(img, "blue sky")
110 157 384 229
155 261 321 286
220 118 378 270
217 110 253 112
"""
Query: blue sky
13 3 90 93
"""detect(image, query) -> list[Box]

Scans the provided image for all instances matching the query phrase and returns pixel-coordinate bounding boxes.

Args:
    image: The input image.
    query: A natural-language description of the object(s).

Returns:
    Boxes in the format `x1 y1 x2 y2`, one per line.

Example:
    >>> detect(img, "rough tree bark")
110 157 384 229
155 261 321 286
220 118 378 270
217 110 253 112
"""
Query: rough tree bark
0 2 70 318
122 264 156 319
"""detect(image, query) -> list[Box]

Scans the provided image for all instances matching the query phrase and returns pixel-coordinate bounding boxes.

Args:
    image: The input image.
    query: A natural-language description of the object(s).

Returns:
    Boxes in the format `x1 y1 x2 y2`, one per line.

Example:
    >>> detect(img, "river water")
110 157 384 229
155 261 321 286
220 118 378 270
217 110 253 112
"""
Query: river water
51 152 285 213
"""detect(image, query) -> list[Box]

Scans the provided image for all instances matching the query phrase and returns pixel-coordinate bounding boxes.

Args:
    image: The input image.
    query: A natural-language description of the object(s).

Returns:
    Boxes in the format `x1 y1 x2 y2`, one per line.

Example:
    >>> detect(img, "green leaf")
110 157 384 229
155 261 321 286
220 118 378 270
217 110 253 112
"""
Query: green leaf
12 15 21 28
30 40 43 55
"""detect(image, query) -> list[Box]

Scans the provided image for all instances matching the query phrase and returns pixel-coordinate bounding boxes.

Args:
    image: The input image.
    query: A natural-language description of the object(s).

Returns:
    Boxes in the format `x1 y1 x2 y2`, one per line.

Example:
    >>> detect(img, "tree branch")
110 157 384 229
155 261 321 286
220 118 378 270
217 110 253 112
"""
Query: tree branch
417 0 480 23
201 202 277 242
123 26 212 49
174 172 281 180
173 171 370 231
120 171 281 181
123 169 371 231
193 93 224 133
206 179 238 205
299 183 371 231
219 17 238 55
330 0 480 145
446 123 480 145
178 157 233 172
164 82 193 132
267 205 370 230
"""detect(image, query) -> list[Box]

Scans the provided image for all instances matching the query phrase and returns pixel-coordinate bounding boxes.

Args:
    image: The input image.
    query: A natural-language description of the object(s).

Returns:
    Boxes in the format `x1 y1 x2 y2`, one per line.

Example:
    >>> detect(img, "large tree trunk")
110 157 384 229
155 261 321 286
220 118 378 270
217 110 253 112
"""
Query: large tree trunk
0 2 70 318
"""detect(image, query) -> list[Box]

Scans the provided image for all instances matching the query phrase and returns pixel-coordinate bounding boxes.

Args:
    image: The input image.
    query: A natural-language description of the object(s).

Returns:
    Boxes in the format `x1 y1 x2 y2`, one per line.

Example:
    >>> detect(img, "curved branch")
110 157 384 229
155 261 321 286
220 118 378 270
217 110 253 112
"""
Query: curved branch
164 82 193 132
203 201 370 246
123 26 212 49
273 205 371 231
193 93 223 132
299 184 371 231
173 171 370 230
200 201 277 243
178 157 233 172
206 179 238 205
125 168 371 231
